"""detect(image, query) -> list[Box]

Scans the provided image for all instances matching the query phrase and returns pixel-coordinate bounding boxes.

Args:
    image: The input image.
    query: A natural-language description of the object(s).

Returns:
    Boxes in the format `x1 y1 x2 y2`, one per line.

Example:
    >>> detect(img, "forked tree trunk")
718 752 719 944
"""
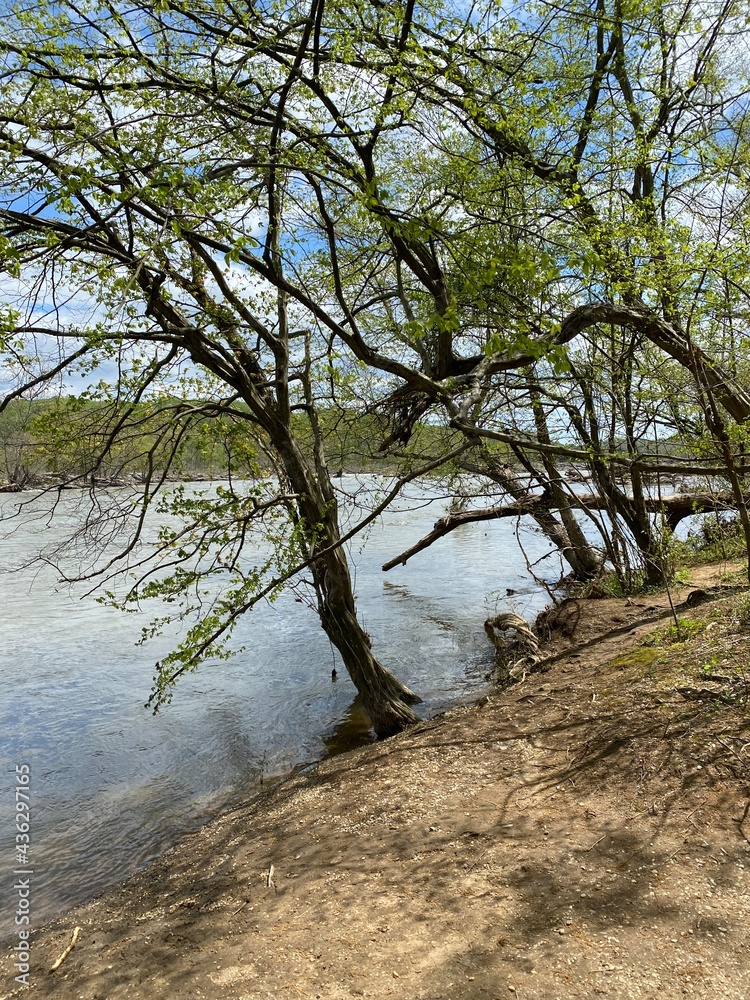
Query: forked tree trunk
461 451 602 581
528 382 603 580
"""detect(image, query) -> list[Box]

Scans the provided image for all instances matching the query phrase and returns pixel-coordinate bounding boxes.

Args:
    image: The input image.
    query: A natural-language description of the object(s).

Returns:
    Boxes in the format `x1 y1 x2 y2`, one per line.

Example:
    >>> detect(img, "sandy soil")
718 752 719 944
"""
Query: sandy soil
3 564 750 999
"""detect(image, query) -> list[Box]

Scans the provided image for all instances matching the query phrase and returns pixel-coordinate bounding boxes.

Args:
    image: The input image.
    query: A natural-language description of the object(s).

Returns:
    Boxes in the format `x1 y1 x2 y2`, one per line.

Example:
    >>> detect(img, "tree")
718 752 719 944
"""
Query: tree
0 0 605 741
329 0 750 585
0 0 437 735
3 0 750 742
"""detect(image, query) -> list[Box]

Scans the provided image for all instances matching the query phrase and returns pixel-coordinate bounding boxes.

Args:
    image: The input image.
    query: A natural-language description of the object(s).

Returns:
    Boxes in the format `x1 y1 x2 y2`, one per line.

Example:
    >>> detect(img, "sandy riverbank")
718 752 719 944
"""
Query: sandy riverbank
3 565 750 1000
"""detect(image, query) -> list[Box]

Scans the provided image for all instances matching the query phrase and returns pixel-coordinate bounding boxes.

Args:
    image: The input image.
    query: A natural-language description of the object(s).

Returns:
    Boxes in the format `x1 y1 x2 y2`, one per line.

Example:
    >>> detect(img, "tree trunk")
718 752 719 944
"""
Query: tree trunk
316 558 423 736
588 459 667 587
528 380 603 580
275 431 421 736
461 450 602 580
531 503 602 580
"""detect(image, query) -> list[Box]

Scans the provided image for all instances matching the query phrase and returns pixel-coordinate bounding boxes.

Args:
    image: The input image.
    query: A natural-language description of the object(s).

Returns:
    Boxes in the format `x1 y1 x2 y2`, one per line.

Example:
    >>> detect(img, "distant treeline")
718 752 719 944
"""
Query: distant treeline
1 395 699 490
0 396 470 486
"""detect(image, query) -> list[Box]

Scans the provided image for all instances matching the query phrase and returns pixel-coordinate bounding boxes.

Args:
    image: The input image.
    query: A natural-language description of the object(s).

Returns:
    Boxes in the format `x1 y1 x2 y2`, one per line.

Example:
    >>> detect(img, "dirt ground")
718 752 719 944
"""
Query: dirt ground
3 564 750 999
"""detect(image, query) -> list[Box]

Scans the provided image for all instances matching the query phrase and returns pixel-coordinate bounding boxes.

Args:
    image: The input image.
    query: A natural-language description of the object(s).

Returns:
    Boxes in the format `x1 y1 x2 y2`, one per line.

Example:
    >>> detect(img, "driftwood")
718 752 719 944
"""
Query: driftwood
382 491 739 572
484 612 540 655
484 613 541 686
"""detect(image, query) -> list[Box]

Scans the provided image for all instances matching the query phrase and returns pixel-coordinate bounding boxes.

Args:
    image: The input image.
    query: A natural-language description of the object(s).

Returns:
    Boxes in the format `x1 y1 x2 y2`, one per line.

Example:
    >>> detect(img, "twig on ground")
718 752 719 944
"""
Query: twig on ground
684 801 706 823
715 736 750 766
49 926 81 972
666 839 689 863
733 799 750 844
581 834 607 852
266 864 277 892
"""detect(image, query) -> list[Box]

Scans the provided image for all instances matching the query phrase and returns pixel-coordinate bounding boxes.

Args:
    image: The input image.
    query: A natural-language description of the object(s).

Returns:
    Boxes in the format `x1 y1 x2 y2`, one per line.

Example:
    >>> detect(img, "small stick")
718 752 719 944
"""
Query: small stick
667 839 689 863
734 799 750 844
582 834 606 853
266 864 277 892
49 926 81 972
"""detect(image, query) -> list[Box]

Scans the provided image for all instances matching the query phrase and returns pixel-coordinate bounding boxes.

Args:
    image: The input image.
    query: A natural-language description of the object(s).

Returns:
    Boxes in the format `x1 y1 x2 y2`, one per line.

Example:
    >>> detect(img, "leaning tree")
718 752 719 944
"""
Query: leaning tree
0 0 449 734
0 0 608 737
4 0 750 737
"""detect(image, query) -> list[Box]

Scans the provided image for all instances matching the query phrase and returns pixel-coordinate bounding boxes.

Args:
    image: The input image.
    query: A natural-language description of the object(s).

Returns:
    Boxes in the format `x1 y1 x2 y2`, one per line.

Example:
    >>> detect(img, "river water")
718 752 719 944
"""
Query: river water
0 476 562 938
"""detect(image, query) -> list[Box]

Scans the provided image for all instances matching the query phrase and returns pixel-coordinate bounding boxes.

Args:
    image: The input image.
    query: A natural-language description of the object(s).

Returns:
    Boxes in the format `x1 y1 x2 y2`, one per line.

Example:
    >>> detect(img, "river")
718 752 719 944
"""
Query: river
0 476 562 938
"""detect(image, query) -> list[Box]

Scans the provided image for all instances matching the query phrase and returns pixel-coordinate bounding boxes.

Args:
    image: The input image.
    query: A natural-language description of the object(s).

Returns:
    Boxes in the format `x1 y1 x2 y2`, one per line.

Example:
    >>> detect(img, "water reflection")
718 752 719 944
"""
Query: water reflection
321 697 377 758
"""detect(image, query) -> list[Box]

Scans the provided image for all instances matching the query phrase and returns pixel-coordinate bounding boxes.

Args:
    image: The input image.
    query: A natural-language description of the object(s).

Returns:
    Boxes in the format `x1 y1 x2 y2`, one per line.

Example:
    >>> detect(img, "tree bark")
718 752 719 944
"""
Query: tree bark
274 430 421 736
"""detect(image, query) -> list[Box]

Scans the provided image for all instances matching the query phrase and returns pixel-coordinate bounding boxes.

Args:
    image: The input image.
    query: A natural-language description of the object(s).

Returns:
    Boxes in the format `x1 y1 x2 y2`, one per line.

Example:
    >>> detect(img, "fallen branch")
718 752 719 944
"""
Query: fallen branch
266 864 277 892
382 492 740 571
382 500 548 570
49 926 81 972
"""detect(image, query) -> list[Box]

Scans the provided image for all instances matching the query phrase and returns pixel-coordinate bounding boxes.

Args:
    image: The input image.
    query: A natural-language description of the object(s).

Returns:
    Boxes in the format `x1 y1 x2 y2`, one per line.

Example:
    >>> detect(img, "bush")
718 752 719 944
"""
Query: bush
682 515 747 565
